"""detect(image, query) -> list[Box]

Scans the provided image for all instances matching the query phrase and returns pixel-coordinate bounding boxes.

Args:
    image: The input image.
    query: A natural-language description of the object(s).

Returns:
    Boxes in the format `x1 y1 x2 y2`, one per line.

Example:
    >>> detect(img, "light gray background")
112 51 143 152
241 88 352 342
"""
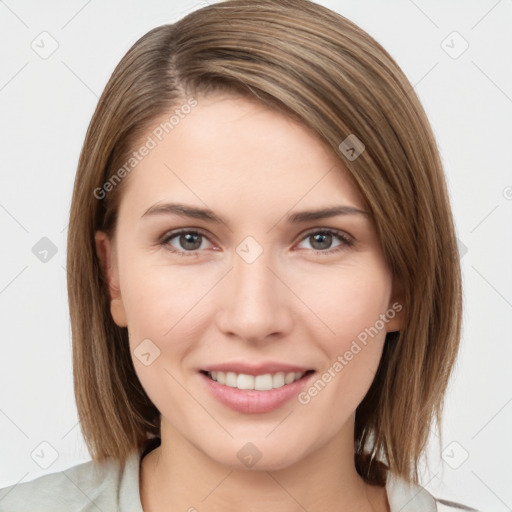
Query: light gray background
1 0 511 510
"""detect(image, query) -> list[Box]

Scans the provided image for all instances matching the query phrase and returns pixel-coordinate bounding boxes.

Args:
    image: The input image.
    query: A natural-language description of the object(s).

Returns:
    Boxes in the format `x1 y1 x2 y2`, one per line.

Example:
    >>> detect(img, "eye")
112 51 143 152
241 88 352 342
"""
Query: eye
160 229 214 257
296 229 353 255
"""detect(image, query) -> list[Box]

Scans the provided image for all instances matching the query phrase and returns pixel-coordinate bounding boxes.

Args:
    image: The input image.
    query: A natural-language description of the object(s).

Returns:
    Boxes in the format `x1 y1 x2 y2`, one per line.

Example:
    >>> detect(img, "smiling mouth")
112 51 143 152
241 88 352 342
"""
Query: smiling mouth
200 369 315 391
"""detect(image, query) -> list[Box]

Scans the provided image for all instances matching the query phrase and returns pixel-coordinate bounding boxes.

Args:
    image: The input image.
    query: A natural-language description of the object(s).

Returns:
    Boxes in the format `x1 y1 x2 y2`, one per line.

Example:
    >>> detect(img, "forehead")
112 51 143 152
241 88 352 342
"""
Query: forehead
117 93 366 223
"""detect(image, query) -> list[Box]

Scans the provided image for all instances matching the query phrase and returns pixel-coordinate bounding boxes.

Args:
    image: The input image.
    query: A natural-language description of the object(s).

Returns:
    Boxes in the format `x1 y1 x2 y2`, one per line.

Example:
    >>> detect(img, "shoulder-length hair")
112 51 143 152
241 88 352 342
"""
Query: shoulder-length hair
67 0 462 486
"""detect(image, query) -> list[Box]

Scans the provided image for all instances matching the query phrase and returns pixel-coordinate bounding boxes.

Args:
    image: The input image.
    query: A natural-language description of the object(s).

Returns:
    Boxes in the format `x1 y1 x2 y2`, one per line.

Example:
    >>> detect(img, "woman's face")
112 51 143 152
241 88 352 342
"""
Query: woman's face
96 93 402 470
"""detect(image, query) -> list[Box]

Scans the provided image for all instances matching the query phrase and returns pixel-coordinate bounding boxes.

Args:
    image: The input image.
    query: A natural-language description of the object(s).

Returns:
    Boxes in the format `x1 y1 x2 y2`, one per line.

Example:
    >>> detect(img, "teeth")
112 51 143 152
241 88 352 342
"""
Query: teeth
207 370 306 390
254 374 272 390
284 372 296 385
272 372 285 388
225 372 237 387
237 374 254 389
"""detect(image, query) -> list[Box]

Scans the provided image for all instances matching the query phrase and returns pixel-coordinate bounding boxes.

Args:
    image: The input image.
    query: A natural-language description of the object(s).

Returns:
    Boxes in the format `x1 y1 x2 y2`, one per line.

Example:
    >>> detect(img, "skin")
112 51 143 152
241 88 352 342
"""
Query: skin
95 93 403 512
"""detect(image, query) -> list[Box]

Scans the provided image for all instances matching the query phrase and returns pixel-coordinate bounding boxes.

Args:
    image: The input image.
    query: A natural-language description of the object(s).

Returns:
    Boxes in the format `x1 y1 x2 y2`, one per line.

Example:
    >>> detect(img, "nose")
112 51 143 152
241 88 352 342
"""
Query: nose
215 247 294 344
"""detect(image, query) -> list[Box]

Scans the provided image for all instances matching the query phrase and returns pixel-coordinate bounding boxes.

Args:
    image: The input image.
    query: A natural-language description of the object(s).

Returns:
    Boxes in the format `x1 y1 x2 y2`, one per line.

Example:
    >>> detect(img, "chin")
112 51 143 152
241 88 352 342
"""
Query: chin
200 435 313 472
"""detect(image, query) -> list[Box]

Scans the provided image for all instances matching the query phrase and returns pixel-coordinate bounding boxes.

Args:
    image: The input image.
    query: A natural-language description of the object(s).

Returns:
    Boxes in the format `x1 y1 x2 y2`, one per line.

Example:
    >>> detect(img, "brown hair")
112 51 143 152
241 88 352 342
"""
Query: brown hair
67 0 462 486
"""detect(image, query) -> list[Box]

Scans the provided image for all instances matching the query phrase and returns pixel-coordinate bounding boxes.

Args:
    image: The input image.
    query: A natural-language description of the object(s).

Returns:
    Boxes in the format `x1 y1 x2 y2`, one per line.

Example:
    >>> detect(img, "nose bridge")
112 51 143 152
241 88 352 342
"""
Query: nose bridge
233 245 275 302
233 239 280 310
216 238 292 341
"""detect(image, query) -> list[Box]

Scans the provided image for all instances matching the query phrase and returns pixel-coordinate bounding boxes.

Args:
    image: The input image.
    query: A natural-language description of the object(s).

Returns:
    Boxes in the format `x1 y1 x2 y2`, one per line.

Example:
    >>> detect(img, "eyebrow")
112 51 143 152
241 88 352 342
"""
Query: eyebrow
141 202 369 225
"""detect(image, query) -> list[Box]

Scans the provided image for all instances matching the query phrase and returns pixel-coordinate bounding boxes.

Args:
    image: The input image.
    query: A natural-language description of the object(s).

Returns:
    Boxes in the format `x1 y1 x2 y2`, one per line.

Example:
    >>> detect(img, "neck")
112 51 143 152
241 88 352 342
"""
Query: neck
140 416 389 512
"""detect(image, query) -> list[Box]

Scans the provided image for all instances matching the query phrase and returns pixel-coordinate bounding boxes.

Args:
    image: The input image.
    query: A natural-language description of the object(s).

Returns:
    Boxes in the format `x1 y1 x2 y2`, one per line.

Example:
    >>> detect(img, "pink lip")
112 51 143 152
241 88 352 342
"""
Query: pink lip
199 370 316 414
201 361 313 375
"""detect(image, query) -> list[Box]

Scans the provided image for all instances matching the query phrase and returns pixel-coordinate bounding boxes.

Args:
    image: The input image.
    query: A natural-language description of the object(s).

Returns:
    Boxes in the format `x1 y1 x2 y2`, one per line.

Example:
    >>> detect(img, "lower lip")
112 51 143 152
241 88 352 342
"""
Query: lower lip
199 371 315 414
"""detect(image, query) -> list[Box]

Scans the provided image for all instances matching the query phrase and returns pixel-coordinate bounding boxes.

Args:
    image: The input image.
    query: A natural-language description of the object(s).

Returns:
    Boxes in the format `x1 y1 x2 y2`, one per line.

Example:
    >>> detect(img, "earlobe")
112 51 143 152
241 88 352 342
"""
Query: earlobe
95 230 118 298
386 279 405 333
110 298 128 327
94 231 128 327
385 303 403 333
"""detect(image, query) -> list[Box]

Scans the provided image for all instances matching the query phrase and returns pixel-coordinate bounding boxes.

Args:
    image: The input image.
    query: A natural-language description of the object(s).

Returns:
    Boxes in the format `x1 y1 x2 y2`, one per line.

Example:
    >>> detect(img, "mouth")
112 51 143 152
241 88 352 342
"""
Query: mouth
198 361 317 413
199 368 316 414
200 369 315 391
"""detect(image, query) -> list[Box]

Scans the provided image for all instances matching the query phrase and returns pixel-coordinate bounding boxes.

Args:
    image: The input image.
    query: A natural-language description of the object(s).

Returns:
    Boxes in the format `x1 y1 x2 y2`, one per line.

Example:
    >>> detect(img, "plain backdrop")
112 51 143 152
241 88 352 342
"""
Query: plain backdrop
1 0 511 510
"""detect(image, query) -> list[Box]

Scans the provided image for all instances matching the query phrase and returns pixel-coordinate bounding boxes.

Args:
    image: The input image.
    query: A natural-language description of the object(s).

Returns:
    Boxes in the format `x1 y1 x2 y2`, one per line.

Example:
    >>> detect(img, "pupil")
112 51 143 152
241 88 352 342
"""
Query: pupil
181 233 201 250
311 233 331 250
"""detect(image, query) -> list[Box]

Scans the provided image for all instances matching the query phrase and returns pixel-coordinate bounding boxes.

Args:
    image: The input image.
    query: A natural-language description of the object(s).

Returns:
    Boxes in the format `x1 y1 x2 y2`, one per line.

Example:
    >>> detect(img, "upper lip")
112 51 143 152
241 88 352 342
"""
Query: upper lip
201 362 314 375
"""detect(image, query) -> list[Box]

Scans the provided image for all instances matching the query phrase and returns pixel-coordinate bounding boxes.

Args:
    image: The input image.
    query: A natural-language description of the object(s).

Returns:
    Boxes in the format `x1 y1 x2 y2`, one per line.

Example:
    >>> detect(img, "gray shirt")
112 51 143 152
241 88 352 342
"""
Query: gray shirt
0 449 478 511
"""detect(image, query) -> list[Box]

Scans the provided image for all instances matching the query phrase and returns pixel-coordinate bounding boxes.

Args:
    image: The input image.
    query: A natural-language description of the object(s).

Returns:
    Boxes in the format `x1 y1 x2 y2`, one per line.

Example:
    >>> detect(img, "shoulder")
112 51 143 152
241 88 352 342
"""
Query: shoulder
436 498 482 511
0 451 142 512
385 473 481 512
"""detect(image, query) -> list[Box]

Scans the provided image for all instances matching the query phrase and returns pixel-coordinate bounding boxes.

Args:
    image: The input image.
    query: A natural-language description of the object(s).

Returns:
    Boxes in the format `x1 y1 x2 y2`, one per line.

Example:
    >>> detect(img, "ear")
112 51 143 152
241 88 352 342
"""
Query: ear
386 277 405 333
94 230 127 327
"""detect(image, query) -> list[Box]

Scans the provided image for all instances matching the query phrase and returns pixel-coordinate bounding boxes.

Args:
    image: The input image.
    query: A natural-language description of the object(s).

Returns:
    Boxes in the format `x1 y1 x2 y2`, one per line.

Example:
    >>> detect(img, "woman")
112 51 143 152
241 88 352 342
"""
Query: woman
0 0 478 510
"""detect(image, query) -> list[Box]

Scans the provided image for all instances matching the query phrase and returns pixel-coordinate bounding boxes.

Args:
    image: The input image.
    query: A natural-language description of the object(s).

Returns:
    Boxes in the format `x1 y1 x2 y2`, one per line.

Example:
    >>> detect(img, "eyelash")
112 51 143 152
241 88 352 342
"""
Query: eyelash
159 227 354 257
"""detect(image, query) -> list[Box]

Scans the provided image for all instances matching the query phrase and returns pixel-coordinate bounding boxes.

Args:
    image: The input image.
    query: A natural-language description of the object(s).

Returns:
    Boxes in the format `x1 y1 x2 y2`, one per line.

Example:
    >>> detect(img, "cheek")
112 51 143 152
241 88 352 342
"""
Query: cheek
119 258 212 364
312 262 392 346
295 264 392 416
119 266 202 412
